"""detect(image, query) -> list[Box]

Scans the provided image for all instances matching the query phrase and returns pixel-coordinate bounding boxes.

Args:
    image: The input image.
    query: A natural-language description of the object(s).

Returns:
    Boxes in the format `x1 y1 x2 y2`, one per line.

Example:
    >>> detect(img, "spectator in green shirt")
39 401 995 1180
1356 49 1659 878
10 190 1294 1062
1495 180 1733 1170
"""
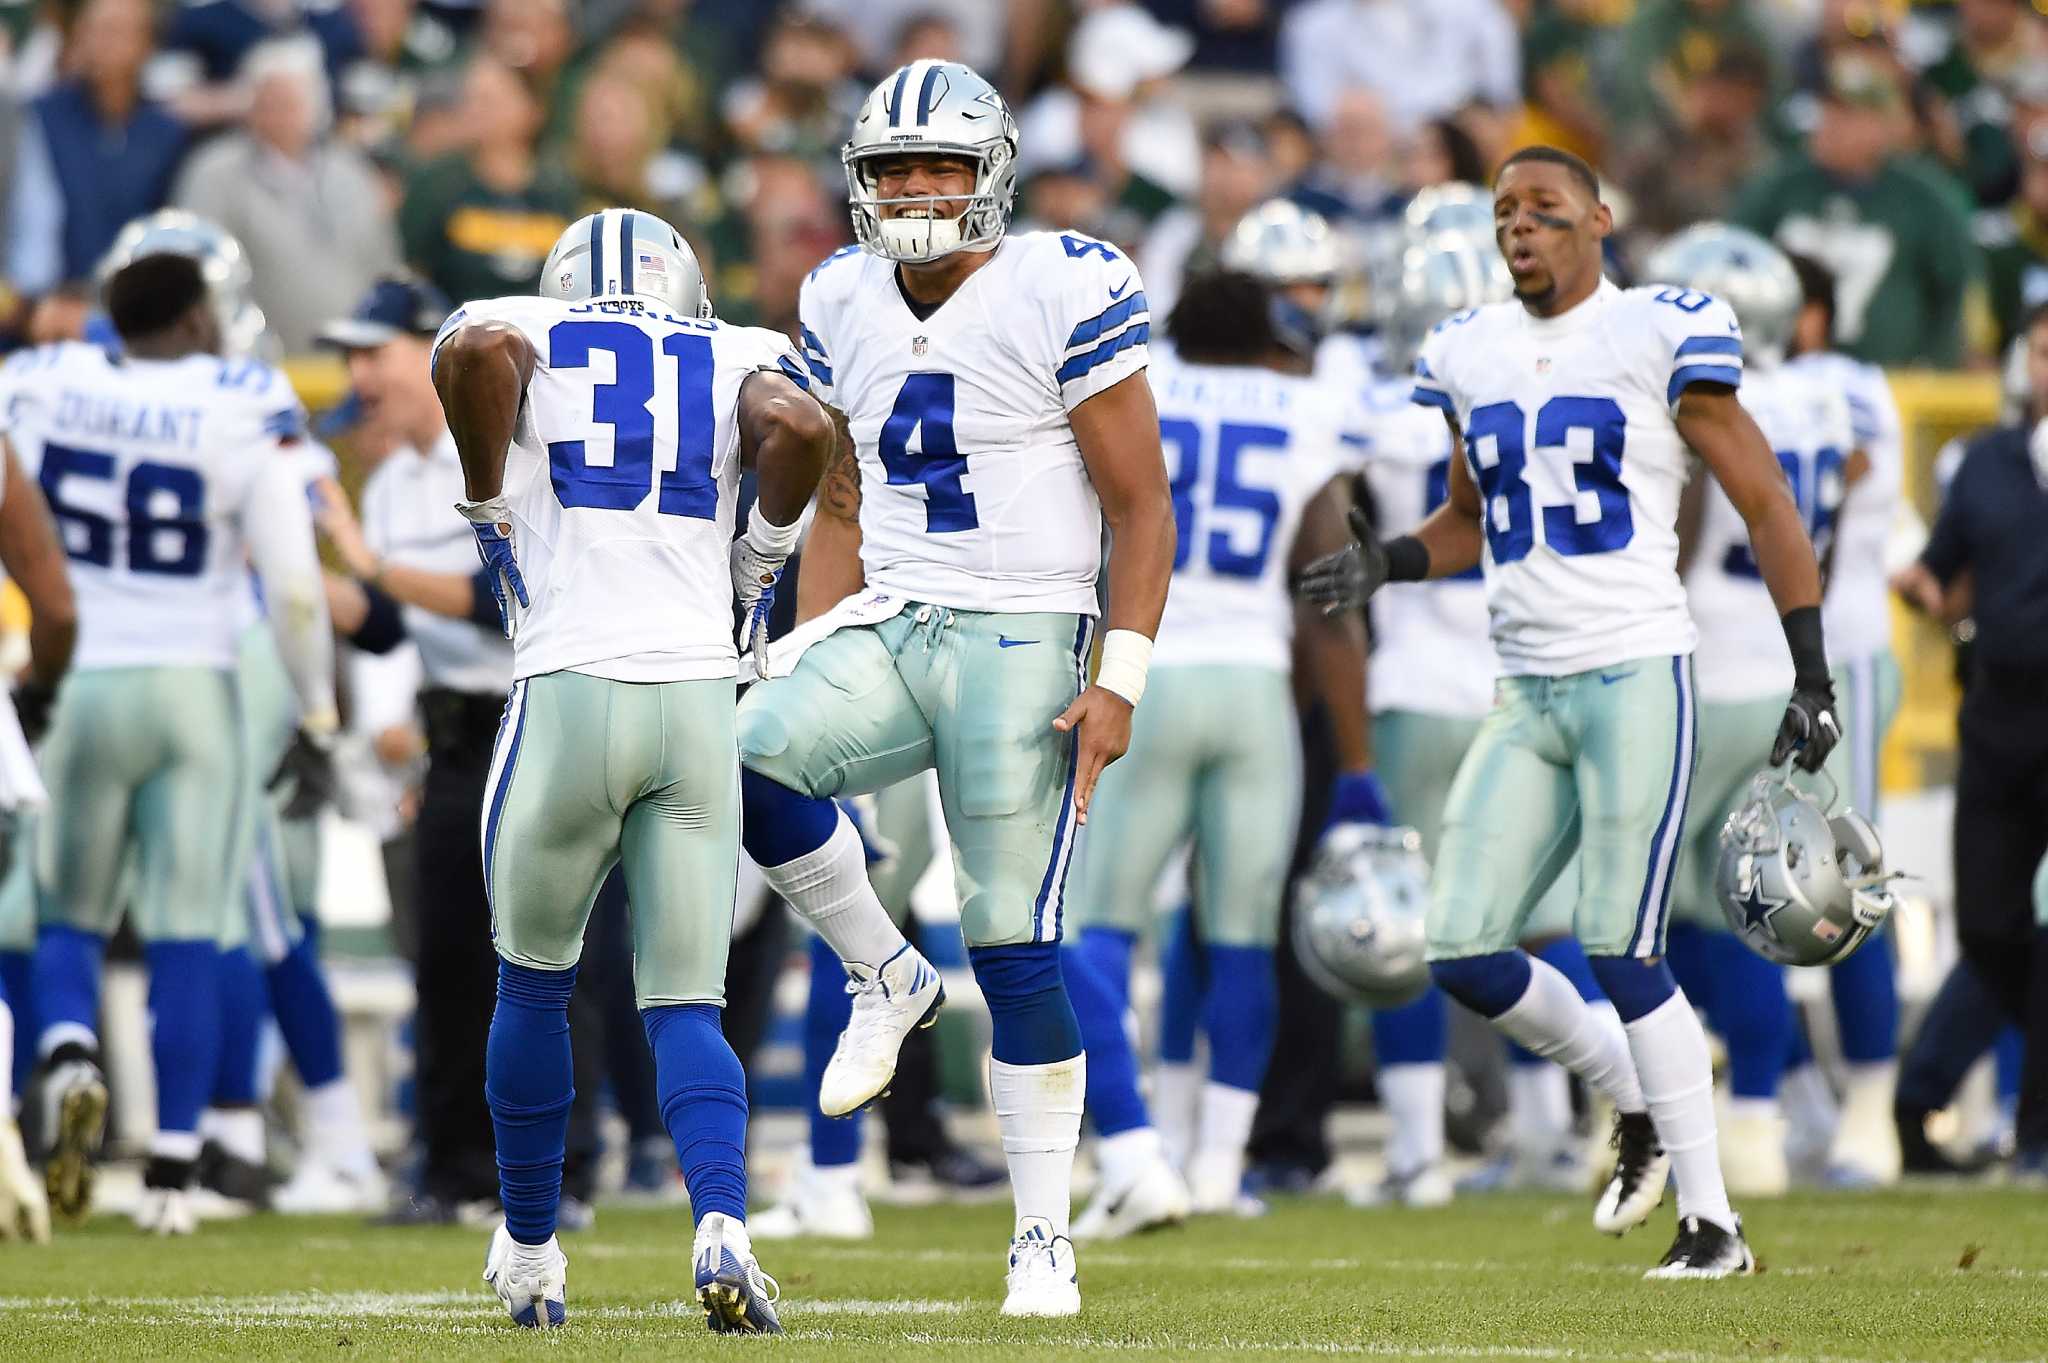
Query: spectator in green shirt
1977 121 2048 351
1920 0 2047 207
398 53 578 306
1618 0 1776 126
1735 52 1982 366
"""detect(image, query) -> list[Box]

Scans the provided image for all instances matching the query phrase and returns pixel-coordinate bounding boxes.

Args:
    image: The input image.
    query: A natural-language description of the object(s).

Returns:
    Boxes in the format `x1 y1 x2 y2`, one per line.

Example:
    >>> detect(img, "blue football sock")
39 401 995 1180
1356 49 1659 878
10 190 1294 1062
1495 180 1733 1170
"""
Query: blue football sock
486 959 577 1245
265 926 345 1089
803 935 860 1167
1996 1026 2023 1105
0 950 32 1094
145 940 222 1139
739 769 838 866
1372 986 1446 1067
643 1002 748 1223
1073 926 1134 1003
1202 944 1277 1092
1701 930 1789 1100
32 924 104 1051
973 942 1081 1065
1663 919 1715 1017
1534 937 1603 1001
1828 929 1898 1065
213 945 265 1107
1157 908 1204 1066
1061 940 1146 1134
1585 955 1679 1025
1430 950 1534 1019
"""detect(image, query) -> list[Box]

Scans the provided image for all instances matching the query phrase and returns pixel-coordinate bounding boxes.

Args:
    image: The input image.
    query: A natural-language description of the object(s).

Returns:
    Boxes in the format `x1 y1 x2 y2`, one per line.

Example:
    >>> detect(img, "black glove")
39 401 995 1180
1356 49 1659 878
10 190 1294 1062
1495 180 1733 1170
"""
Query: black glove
1771 681 1841 773
13 680 55 746
268 728 338 821
1297 506 1412 613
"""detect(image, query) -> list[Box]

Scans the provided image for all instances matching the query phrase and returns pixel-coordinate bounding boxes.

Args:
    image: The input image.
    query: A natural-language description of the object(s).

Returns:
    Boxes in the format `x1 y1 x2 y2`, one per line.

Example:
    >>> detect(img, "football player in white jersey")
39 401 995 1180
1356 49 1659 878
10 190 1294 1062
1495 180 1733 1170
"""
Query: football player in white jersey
1651 226 1858 1199
3 252 339 1234
432 209 825 1334
0 429 77 1244
1783 252 1909 1185
1303 147 1843 1277
734 60 1174 1317
1059 267 1365 1232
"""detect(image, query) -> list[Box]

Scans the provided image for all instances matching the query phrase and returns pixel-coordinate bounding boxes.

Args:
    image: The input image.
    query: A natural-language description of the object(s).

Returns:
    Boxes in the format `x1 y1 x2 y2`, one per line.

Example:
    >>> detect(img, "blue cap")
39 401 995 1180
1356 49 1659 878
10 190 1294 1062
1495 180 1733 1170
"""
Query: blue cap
317 275 451 350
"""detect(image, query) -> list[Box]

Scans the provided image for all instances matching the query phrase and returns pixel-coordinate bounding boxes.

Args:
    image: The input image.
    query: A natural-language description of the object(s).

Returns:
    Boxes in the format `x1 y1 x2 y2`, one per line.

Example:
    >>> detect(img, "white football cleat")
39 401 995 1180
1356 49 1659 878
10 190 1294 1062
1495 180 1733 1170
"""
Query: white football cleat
1593 1110 1669 1235
1001 1218 1080 1317
133 1186 197 1237
1349 1162 1454 1209
1644 1214 1757 1279
1720 1110 1789 1198
694 1212 783 1334
35 1056 107 1223
1072 1151 1189 1240
818 945 943 1117
273 1156 390 1215
0 1121 51 1242
483 1222 568 1328
749 1164 874 1240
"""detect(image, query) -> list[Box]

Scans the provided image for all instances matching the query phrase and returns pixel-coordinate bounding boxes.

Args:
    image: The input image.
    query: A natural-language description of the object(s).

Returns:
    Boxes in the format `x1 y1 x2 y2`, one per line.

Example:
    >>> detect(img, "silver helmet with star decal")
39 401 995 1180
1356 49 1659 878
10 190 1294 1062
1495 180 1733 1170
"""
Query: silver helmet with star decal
1716 769 1896 966
1292 824 1432 1008
1644 222 1799 363
844 59 1018 264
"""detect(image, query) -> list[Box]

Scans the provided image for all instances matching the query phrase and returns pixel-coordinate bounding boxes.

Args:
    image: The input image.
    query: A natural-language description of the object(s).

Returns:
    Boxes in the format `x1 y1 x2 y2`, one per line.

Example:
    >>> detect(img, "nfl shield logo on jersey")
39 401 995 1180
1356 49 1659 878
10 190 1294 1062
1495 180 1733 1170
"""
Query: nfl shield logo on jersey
1535 356 1552 374
912 335 928 356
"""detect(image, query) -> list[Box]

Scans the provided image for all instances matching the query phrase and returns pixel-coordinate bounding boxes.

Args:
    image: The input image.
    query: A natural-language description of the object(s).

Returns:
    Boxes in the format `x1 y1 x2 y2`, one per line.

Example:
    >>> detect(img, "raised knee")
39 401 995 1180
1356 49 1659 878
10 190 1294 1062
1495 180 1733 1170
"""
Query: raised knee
1428 951 1531 1019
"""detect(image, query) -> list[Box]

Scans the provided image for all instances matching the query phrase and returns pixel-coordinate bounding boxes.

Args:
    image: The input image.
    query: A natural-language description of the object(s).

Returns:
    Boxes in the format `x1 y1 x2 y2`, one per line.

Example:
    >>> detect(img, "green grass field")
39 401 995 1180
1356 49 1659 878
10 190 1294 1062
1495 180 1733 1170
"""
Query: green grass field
3 1190 2045 1361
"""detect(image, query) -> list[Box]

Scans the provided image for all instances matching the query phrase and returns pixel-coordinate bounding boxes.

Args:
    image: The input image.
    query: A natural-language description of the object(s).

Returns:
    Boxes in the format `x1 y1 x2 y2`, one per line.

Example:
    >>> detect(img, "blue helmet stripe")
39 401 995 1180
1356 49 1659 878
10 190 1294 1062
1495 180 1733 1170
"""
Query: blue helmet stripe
589 213 605 294
916 63 943 124
886 64 912 127
620 211 635 296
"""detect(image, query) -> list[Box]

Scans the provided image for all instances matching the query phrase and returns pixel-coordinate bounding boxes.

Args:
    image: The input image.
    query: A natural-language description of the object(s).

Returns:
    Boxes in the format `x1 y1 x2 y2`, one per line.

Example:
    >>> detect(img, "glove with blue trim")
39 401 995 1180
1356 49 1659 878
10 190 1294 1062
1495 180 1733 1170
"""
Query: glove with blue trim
456 495 528 639
731 533 784 677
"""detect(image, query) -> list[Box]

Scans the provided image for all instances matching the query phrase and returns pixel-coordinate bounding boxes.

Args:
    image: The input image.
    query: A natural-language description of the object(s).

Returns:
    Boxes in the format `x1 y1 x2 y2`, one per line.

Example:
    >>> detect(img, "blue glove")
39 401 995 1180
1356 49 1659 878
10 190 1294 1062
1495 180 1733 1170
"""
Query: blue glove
1324 770 1393 832
457 496 528 638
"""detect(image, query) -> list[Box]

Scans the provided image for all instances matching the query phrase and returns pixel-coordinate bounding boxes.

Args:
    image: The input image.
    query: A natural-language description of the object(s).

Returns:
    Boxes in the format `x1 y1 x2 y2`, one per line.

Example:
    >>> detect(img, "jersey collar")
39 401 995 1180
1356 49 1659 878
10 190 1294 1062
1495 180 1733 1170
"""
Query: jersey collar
1519 276 1617 338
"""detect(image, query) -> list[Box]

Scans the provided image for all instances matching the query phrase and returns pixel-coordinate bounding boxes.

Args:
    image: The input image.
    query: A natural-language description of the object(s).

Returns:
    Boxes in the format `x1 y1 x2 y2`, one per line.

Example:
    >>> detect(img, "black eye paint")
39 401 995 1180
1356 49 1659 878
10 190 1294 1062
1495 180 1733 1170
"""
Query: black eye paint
1528 210 1573 230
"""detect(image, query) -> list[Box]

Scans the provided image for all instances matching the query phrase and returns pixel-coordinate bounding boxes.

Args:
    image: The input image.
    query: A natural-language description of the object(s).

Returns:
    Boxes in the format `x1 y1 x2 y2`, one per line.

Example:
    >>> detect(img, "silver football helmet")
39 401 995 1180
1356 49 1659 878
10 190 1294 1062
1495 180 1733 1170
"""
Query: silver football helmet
1378 232 1515 374
1401 183 1495 251
1644 222 1799 363
542 208 710 317
1717 770 1897 967
1292 824 1432 1009
844 59 1018 264
96 209 268 357
1219 199 1341 286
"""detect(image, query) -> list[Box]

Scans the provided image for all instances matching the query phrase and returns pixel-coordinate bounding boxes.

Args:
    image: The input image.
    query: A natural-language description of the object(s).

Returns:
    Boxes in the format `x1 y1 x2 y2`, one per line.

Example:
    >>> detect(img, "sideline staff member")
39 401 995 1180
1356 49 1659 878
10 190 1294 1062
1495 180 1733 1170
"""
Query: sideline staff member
1894 301 2048 1174
317 277 512 1221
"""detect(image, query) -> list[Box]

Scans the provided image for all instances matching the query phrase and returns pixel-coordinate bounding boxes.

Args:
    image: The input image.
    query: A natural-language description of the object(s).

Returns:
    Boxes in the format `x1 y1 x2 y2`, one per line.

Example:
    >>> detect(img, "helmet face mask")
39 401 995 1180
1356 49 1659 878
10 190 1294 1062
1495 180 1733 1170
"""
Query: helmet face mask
844 61 1018 265
1292 824 1432 1008
1717 769 1897 966
542 208 710 318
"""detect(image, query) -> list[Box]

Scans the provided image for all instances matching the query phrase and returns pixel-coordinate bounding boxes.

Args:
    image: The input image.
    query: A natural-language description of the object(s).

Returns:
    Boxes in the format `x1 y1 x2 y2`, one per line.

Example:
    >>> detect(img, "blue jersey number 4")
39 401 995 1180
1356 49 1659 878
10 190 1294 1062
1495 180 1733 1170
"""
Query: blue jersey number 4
881 372 978 532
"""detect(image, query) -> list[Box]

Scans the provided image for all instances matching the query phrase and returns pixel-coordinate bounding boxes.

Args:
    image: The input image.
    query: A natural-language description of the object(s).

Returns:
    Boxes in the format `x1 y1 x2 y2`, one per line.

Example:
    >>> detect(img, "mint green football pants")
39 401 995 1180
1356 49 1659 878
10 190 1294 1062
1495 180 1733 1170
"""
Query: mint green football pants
1068 664 1300 948
738 602 1091 948
1428 657 1698 961
484 671 740 1007
36 667 244 941
1672 652 1904 927
1375 709 1580 940
230 625 321 960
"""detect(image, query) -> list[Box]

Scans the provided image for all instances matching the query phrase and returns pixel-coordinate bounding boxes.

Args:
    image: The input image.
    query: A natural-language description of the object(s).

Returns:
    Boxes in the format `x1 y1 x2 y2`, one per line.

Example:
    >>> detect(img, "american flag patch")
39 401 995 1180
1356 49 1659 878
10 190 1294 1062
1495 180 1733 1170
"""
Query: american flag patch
638 252 667 274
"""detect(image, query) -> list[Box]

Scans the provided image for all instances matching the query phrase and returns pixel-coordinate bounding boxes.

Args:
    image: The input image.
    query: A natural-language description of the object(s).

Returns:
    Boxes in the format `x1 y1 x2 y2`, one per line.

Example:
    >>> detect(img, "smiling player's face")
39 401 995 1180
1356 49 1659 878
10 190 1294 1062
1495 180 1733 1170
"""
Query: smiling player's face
1492 160 1606 315
872 154 976 222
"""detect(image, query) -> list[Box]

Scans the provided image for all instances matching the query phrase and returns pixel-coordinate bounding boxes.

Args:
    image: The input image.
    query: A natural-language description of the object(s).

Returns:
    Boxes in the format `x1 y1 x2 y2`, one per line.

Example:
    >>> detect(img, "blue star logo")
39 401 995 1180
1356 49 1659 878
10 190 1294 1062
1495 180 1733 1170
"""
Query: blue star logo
1738 879 1786 937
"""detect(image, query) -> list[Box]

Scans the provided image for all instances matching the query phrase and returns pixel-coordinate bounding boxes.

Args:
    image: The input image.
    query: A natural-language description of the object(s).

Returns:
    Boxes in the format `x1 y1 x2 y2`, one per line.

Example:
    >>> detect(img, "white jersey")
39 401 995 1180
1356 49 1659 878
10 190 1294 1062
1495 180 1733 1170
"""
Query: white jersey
0 461 44 810
1314 330 1378 473
1359 372 1497 719
1148 351 1348 672
0 341 310 672
797 230 1152 615
1683 362 1855 703
436 294 808 684
1791 350 1902 664
1413 279 1741 676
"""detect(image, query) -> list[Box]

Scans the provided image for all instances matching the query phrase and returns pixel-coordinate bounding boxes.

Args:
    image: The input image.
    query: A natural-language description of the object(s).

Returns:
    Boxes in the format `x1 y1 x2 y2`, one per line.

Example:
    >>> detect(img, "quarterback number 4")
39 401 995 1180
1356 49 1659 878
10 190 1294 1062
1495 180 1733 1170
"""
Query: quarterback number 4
1464 396 1632 565
1060 234 1119 262
41 444 208 577
546 319 718 519
881 372 977 532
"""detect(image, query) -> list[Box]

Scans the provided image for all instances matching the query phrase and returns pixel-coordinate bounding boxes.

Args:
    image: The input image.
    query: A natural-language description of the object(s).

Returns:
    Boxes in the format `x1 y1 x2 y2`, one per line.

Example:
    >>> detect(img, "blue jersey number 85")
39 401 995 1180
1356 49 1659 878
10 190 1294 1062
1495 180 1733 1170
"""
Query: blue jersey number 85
1160 416 1285 578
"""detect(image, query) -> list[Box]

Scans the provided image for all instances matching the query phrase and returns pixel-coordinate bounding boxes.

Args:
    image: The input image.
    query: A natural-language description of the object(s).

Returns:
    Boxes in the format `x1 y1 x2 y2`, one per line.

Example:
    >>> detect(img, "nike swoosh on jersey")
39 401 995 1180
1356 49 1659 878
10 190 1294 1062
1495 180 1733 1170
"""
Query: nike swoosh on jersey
1108 278 1132 300
997 636 1038 648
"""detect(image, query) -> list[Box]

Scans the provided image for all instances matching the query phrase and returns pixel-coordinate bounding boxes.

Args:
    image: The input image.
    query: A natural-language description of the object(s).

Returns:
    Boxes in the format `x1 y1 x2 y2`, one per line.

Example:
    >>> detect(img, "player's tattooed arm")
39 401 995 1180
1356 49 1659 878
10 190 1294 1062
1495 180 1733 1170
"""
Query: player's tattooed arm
1291 477 1372 773
794 404 866 623
433 321 537 503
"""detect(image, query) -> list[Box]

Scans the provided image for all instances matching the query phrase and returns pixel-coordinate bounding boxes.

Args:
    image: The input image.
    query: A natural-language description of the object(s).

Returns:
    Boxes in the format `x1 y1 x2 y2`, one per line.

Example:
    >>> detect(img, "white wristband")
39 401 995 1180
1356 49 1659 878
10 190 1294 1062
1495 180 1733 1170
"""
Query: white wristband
744 509 804 557
1094 629 1153 707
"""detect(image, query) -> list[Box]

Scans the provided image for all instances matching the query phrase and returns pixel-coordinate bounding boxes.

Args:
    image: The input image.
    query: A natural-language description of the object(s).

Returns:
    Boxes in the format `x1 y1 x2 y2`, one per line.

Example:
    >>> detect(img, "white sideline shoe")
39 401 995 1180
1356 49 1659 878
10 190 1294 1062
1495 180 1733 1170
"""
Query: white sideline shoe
1002 1218 1080 1317
483 1221 567 1328
818 945 943 1117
